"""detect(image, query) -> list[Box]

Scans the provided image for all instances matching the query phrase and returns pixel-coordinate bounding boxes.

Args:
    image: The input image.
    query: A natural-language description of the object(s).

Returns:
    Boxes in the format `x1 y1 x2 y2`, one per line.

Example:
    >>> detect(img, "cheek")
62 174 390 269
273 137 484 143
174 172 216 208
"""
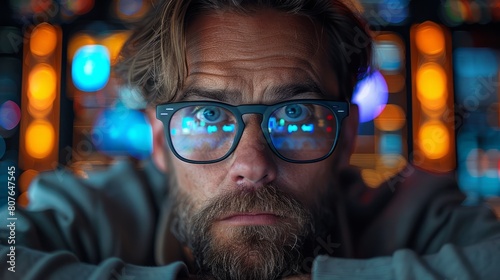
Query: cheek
171 161 227 201
279 163 333 207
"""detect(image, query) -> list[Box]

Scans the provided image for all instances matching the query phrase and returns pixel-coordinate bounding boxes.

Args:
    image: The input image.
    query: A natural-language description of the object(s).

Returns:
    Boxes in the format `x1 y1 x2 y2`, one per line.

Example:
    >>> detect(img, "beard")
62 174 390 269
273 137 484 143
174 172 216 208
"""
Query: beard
168 184 337 280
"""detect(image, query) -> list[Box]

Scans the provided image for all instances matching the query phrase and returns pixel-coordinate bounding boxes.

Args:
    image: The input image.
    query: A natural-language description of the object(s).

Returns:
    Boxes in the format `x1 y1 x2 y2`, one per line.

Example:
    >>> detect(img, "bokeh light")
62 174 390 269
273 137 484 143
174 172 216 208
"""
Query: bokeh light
72 45 111 92
377 0 409 24
68 33 96 61
19 169 39 193
93 105 152 159
30 23 57 57
454 48 498 78
353 70 389 123
28 63 57 111
375 40 402 72
31 0 53 14
119 85 147 109
101 32 129 65
416 63 447 110
418 121 450 160
63 0 95 15
415 22 445 56
25 120 55 159
28 102 53 119
379 133 403 155
115 0 149 20
374 104 406 131
0 100 21 130
117 0 144 16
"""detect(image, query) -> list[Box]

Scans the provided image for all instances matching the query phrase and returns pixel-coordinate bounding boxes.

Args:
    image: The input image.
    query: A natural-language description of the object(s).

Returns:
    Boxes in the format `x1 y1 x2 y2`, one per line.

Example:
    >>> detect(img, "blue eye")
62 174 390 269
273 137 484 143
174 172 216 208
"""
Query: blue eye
276 104 311 122
195 106 226 123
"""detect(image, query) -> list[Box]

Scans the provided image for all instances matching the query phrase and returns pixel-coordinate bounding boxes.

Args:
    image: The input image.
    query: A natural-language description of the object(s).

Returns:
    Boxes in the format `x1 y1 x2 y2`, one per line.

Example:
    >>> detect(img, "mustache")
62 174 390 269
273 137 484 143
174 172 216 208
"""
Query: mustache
189 185 312 229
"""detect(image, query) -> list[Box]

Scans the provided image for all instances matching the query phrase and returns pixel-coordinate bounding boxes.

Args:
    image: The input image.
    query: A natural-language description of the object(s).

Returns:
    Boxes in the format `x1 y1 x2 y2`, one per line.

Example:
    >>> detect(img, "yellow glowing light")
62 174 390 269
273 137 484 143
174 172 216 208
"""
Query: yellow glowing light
416 63 448 110
30 23 57 57
415 22 445 56
68 33 96 61
374 104 406 131
28 102 53 118
102 32 130 65
418 121 450 160
25 120 55 159
361 169 382 188
28 64 57 111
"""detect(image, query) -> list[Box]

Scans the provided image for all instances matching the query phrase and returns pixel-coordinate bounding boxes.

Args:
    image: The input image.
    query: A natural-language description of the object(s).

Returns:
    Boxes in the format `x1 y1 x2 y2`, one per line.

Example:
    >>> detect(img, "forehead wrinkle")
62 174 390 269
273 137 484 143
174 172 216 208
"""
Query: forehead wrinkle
183 10 339 103
185 64 330 103
186 12 322 65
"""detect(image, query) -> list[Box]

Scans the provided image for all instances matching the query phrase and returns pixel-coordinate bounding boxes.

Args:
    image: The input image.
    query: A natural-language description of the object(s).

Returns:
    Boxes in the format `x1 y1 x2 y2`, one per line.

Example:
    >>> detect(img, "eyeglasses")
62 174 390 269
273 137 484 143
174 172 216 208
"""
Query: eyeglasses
156 99 349 164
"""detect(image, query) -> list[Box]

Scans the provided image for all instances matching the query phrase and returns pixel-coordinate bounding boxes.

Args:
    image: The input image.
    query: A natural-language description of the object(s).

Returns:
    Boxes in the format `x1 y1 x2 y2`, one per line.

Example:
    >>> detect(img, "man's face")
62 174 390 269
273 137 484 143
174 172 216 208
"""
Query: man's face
153 8 357 279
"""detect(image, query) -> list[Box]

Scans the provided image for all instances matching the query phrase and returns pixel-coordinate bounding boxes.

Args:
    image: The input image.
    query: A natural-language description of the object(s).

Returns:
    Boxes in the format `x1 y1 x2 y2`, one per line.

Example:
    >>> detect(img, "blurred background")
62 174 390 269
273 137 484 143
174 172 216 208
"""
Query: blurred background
0 0 499 211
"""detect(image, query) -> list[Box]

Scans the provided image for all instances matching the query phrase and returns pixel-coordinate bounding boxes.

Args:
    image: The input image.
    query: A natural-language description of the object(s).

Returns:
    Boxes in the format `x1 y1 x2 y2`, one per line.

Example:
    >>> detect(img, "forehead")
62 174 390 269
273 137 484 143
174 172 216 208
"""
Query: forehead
182 9 338 103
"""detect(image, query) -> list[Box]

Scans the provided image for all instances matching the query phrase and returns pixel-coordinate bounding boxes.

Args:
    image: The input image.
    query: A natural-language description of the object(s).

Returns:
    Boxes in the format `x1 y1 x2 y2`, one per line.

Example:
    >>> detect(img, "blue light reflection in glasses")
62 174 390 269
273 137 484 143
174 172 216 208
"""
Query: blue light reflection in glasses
301 124 314 132
222 124 235 132
207 125 218 134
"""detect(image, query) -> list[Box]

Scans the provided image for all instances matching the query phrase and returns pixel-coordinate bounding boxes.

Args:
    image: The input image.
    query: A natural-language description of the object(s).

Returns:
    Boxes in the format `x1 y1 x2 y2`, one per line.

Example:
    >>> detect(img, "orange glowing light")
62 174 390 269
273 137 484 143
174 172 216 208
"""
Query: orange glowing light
68 33 96 61
72 0 95 15
374 104 406 131
418 121 450 160
28 64 57 111
30 23 57 57
25 120 55 159
416 63 448 110
415 22 445 56
101 32 130 65
19 170 39 193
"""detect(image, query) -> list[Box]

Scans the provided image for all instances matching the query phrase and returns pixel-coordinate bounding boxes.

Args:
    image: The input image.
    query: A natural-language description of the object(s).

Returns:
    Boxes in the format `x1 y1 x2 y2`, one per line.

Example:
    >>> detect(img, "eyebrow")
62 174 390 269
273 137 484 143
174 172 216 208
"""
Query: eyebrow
178 86 238 103
267 81 328 101
178 80 330 103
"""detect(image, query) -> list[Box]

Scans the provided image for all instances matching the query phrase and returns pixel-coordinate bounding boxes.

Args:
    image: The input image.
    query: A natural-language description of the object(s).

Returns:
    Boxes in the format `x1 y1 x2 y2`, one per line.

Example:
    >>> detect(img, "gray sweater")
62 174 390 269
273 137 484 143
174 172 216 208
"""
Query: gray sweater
1 159 499 279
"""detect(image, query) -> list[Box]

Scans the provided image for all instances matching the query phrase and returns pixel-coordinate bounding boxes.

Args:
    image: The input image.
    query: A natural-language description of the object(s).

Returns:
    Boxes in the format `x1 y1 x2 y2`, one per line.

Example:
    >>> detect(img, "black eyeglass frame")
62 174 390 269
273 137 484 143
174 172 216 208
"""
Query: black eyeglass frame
156 99 350 164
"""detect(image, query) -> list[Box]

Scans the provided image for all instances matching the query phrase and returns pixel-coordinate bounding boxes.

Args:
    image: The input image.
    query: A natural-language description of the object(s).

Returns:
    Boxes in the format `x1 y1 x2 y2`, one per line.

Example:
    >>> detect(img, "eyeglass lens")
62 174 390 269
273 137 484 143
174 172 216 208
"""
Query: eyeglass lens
168 103 338 162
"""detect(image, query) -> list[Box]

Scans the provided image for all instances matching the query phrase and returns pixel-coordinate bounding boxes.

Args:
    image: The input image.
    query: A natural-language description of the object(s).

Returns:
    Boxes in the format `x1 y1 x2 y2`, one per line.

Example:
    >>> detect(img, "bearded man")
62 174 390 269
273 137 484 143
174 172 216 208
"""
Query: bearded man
1 1 500 279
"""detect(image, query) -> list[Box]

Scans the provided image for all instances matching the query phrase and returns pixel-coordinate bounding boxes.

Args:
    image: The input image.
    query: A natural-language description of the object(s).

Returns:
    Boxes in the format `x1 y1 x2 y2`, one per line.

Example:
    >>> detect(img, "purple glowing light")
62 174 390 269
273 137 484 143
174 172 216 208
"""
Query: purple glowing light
352 70 389 123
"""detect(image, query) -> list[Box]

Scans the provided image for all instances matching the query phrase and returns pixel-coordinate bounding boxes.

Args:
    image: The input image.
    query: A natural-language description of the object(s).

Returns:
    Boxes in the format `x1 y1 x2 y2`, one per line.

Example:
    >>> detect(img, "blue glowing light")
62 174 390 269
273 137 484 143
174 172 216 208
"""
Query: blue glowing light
207 125 218 134
269 117 277 130
378 0 409 24
288 125 298 133
182 117 194 134
375 41 402 72
92 105 152 159
454 48 498 78
72 45 110 92
301 124 314 132
222 124 235 132
352 70 389 123
379 133 402 155
171 128 178 136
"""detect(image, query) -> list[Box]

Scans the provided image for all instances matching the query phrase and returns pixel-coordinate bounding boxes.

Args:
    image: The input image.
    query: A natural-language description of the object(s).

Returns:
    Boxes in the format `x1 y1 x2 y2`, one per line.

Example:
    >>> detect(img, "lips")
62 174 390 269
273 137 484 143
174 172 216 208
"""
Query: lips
219 212 282 226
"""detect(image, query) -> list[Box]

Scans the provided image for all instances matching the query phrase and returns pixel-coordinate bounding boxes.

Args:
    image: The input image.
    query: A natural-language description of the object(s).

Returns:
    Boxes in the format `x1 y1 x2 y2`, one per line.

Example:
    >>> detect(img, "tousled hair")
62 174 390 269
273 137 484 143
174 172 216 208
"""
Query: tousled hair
116 0 372 106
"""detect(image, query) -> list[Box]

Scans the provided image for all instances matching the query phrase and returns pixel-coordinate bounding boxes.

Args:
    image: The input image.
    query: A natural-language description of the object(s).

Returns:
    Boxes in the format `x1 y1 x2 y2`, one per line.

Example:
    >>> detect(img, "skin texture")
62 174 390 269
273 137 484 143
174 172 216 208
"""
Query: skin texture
147 8 360 278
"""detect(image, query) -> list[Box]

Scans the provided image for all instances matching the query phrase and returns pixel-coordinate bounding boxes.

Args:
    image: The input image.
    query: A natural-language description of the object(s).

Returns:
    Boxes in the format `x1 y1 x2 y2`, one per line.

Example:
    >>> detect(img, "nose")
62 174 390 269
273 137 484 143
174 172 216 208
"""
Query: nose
227 115 277 188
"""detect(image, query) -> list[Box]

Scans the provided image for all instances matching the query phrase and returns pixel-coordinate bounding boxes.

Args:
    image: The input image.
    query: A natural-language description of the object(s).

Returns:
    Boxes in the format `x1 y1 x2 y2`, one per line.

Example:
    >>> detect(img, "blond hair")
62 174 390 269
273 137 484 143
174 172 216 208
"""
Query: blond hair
116 0 372 106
